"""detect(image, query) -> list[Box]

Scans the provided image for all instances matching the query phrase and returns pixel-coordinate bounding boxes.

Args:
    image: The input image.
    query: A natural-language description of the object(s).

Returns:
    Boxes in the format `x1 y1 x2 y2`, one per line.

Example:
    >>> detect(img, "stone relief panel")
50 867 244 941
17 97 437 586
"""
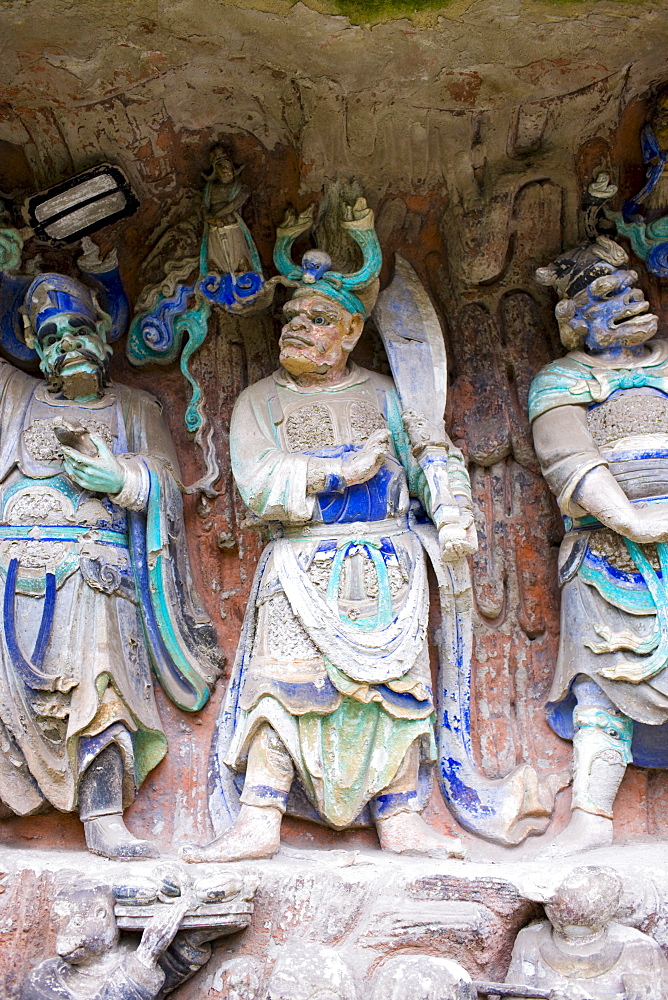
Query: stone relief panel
0 93 663 854
4 864 257 1000
2 5 668 996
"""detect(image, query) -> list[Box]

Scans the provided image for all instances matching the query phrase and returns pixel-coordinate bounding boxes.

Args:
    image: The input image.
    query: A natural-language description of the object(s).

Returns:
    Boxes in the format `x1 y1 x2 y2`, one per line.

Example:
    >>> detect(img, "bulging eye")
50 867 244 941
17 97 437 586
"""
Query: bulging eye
313 317 326 326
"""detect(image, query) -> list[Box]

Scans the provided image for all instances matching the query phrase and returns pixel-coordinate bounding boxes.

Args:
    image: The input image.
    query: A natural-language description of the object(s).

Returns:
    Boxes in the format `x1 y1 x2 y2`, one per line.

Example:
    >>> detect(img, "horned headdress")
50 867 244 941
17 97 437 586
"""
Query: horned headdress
534 236 631 349
273 197 382 318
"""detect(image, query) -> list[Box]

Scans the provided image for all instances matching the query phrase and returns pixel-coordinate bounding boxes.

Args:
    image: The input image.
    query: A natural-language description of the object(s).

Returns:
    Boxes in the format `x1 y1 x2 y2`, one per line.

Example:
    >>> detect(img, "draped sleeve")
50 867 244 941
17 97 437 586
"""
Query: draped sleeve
116 383 222 712
230 376 316 524
532 404 607 517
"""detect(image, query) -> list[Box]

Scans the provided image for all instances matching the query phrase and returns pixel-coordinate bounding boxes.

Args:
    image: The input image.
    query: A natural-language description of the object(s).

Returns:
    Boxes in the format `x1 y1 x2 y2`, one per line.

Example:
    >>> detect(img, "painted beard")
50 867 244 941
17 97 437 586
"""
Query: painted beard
47 349 110 400
279 336 337 376
280 348 331 376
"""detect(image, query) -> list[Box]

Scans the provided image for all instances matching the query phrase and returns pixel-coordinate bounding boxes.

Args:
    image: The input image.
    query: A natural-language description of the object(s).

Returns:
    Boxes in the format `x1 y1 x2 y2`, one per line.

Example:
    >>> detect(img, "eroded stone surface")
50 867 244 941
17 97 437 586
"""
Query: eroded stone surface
2 842 668 997
1 0 668 906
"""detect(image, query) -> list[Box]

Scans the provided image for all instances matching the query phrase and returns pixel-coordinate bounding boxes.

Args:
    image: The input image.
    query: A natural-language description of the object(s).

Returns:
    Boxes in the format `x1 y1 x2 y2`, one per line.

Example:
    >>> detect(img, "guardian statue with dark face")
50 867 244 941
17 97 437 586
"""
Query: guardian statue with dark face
0 267 219 858
529 236 668 854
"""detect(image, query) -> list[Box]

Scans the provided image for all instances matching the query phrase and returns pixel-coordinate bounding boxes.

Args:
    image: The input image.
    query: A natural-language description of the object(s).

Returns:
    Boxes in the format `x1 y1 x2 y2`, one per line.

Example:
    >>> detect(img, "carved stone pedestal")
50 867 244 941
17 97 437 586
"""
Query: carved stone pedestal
3 841 668 998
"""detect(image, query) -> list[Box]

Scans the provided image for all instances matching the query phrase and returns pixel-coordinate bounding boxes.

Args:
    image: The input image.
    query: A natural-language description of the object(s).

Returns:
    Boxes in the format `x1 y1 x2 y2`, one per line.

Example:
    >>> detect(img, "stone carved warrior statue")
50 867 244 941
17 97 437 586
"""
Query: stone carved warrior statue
181 197 477 864
21 868 256 999
0 259 220 859
506 867 668 999
529 236 668 854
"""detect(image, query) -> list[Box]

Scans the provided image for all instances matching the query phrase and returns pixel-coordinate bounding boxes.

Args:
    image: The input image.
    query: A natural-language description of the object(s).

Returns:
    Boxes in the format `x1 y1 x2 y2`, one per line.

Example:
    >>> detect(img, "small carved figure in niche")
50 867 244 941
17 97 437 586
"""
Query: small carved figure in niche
506 867 668 999
203 145 254 276
0 263 220 858
181 195 477 864
204 146 250 224
21 867 256 1000
529 237 668 854
127 144 274 495
587 85 668 278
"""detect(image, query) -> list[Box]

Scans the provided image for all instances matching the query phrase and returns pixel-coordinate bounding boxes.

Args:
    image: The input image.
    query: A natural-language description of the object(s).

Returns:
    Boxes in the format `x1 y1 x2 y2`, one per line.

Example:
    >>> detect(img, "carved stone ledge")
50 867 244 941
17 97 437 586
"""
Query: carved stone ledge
1 843 667 998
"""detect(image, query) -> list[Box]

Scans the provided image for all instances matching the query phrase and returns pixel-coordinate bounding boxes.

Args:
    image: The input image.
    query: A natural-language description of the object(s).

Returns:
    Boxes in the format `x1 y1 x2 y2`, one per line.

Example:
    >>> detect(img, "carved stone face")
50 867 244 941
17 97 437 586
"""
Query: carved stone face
34 314 111 399
300 251 332 284
557 266 658 353
53 889 118 965
279 294 363 378
211 151 235 184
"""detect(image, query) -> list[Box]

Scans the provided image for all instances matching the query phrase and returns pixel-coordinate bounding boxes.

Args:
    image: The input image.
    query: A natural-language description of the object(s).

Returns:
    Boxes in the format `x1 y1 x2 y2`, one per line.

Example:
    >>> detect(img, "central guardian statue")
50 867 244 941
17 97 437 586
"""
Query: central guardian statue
182 198 477 862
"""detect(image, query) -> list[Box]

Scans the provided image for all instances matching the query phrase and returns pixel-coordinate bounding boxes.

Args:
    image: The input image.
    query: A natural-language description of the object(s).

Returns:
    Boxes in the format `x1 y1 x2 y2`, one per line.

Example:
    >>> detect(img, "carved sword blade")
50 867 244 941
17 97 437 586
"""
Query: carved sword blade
373 252 447 427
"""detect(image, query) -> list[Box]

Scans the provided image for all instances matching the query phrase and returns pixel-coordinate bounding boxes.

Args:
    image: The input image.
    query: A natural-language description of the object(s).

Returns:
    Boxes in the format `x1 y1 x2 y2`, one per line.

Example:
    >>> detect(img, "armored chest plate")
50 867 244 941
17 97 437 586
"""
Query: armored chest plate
587 389 668 448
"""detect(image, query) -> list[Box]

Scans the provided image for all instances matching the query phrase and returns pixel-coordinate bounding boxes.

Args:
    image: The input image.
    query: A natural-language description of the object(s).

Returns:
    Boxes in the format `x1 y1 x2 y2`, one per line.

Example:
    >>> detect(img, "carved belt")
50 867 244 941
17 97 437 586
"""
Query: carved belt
279 514 410 541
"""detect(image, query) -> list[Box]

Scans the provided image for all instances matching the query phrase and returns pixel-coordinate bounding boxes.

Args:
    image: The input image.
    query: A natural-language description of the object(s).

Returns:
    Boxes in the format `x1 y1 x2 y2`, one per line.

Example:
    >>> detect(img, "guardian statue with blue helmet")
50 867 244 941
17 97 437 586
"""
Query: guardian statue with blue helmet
0 229 220 859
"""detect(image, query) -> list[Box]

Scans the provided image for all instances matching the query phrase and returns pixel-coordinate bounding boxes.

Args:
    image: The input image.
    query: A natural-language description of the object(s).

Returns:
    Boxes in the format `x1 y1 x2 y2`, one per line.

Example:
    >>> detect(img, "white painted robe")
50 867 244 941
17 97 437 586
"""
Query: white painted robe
218 363 471 828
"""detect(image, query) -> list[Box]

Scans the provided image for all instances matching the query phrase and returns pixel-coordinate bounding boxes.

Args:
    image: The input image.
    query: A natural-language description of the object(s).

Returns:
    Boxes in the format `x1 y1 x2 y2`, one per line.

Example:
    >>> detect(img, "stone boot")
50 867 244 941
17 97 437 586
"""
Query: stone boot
79 743 159 860
540 705 632 857
570 705 633 820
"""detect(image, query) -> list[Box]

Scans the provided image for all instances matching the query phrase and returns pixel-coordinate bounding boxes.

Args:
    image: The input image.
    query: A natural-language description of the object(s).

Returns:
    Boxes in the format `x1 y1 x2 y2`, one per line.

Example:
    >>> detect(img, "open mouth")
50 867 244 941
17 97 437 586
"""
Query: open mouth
60 354 88 369
55 352 100 374
610 295 653 328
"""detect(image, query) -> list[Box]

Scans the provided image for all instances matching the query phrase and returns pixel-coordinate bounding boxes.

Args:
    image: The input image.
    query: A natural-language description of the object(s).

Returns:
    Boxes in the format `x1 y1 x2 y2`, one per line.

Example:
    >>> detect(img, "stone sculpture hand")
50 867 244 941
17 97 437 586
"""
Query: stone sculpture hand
574 468 668 544
401 408 447 456
61 434 126 495
306 428 392 495
624 499 668 544
343 427 392 485
438 512 477 561
135 892 191 969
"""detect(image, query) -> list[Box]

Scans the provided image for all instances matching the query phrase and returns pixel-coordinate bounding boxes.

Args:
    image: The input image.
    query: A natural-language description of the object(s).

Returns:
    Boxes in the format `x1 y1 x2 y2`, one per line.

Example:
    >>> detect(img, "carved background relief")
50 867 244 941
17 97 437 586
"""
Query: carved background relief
1 0 668 992
0 0 665 854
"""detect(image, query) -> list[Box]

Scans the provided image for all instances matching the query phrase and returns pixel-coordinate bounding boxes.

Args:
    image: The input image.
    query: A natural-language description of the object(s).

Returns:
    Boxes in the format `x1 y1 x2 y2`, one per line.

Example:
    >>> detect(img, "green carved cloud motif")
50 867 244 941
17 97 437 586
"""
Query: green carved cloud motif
0 227 24 273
